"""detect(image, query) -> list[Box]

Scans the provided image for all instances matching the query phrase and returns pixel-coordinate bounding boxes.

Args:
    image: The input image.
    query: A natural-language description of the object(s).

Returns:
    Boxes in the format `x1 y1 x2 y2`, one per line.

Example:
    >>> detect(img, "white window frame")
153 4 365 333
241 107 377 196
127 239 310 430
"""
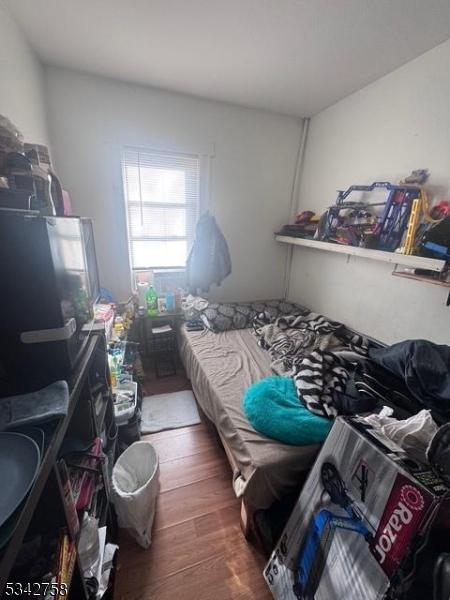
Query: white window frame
121 146 211 278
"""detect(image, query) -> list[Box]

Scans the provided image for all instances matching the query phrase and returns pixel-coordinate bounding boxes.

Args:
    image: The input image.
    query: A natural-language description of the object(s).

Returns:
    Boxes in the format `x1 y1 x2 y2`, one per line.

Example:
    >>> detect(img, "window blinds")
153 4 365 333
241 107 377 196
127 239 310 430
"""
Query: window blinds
122 147 200 269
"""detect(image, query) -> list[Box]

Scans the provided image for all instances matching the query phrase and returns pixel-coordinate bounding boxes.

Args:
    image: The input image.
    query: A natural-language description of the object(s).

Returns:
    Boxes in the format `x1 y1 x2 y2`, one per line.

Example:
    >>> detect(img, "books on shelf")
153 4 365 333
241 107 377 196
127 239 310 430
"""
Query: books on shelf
57 460 80 540
67 437 103 512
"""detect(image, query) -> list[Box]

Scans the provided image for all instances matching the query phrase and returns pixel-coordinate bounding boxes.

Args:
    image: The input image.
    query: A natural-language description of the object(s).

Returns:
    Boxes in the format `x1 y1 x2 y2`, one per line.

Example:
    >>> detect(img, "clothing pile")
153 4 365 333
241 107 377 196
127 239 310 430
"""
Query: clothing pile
340 339 450 424
253 311 450 424
249 311 450 478
253 311 368 417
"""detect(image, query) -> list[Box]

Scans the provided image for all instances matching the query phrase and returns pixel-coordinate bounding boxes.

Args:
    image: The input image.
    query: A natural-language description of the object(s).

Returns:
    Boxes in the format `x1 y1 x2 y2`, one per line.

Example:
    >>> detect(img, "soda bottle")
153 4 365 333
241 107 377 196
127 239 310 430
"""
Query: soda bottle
146 285 158 316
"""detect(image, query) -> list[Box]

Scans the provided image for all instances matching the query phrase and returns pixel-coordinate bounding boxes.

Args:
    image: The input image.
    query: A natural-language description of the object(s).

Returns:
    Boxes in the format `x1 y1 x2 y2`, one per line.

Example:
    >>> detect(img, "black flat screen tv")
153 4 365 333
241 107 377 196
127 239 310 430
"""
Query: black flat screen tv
81 218 101 304
0 212 101 395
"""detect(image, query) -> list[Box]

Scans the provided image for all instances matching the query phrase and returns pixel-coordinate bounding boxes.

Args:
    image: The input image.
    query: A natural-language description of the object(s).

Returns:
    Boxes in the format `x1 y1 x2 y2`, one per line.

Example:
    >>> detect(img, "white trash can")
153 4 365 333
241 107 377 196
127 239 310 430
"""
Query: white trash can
112 441 159 548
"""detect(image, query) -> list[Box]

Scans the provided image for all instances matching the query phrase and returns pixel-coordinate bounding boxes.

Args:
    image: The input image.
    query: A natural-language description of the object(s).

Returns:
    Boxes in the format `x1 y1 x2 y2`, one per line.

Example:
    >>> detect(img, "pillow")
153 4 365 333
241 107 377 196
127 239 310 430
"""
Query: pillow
242 376 332 445
182 294 209 320
200 299 304 333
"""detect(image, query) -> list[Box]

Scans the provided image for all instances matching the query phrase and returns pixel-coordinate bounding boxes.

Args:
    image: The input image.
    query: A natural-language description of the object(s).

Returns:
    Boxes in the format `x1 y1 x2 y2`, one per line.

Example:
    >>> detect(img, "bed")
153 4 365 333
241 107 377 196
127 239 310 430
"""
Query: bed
179 324 320 533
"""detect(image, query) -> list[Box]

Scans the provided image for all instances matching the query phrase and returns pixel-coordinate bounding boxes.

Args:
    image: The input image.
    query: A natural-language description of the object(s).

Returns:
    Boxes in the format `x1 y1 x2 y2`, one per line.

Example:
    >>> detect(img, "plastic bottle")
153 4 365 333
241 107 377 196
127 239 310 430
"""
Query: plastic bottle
174 288 183 312
137 282 148 309
146 285 158 316
165 289 175 313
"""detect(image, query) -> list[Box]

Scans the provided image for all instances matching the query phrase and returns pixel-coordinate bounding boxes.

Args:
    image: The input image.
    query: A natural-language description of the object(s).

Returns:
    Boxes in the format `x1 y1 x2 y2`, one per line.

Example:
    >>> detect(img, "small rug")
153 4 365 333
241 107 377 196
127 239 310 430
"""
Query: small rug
141 390 201 434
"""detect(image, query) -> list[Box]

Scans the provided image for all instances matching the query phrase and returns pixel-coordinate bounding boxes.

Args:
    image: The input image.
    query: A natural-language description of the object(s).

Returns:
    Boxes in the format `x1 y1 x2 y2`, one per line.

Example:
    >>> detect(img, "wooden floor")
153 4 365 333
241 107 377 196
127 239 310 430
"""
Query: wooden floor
114 418 271 599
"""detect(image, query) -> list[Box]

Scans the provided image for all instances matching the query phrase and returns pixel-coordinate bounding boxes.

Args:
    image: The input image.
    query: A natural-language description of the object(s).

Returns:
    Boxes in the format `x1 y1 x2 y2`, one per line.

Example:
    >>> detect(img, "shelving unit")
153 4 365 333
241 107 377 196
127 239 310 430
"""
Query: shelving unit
275 234 446 272
391 269 450 288
0 333 118 599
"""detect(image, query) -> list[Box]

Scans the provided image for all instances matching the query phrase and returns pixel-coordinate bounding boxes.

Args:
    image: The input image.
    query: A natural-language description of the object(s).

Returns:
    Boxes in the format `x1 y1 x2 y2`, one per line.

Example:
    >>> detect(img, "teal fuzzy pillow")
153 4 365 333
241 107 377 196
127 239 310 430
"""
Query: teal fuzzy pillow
242 376 332 445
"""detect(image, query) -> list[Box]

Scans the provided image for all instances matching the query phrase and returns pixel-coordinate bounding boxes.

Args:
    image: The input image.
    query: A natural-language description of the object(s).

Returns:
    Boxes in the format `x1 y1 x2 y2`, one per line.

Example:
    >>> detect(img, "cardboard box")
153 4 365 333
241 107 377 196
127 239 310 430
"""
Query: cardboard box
264 417 450 600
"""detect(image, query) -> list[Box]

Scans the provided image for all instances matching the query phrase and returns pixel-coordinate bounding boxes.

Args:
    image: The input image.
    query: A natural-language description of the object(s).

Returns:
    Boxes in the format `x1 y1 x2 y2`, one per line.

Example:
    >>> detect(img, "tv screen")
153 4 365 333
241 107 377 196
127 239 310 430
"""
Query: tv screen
81 218 101 304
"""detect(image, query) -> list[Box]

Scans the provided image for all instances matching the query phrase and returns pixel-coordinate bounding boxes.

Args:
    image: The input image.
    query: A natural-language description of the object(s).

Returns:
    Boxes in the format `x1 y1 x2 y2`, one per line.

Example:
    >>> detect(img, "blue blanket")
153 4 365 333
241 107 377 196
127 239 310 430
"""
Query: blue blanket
242 376 332 445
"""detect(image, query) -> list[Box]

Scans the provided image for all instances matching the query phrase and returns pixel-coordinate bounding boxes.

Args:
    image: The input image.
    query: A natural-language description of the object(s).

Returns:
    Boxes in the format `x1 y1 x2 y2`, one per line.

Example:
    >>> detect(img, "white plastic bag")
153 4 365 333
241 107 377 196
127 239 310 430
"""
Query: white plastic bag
112 441 159 548
78 514 100 577
363 408 438 463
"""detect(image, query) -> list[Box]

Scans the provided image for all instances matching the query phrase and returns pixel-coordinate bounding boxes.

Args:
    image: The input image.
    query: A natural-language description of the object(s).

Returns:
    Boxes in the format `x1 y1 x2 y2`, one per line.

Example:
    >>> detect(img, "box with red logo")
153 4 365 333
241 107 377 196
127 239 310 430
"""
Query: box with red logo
264 417 450 600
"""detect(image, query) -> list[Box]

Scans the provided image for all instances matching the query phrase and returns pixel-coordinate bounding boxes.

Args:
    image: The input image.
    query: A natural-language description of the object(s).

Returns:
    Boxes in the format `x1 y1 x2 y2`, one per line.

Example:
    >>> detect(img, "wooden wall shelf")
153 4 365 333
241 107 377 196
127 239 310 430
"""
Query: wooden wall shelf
392 270 450 289
275 235 446 272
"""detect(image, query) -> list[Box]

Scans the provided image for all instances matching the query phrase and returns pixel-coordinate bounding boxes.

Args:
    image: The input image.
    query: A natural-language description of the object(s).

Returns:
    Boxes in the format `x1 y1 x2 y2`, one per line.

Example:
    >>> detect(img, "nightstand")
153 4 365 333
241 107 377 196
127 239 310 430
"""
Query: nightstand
137 311 184 377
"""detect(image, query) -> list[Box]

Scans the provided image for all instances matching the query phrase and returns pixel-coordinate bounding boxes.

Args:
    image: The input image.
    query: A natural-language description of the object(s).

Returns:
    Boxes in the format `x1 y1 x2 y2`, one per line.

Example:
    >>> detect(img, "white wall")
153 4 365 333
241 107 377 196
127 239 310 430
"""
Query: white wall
44 66 302 302
289 39 450 344
0 2 48 145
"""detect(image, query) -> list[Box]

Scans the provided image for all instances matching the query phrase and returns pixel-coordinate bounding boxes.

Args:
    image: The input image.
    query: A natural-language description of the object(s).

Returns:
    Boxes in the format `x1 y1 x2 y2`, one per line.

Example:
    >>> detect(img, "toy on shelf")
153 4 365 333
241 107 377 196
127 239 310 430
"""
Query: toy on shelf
276 211 321 239
318 181 421 252
399 169 430 185
401 196 422 255
276 170 450 266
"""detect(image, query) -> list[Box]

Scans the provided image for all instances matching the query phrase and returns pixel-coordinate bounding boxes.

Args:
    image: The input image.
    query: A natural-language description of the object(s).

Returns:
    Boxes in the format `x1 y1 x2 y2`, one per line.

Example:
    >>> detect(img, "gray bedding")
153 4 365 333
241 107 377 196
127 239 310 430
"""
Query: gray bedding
179 325 320 509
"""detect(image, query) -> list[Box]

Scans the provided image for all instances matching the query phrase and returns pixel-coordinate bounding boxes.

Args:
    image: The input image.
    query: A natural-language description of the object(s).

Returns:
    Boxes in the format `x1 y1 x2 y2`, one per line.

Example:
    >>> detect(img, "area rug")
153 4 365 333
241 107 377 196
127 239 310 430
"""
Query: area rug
140 390 201 434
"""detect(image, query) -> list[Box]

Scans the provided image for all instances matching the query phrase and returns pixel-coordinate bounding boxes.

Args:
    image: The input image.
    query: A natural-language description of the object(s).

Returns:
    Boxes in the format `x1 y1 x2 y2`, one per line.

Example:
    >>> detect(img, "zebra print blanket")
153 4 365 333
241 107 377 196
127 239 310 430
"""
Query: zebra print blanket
253 311 368 417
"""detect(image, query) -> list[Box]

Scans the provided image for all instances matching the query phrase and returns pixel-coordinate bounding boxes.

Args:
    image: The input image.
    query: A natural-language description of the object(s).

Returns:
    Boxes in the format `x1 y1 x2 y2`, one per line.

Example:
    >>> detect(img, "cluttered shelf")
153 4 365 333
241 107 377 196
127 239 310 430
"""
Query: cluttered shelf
276 176 450 276
275 235 446 272
0 335 98 588
0 334 118 599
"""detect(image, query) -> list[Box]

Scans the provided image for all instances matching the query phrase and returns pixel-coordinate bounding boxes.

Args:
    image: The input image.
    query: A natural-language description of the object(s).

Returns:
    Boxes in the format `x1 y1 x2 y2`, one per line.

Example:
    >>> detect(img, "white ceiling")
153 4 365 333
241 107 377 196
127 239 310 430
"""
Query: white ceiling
6 0 450 117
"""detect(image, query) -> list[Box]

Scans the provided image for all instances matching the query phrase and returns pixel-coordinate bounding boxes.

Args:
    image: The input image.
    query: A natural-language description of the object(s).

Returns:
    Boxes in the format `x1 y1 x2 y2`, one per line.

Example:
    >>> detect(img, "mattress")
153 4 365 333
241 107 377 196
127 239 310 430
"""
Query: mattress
179 325 320 509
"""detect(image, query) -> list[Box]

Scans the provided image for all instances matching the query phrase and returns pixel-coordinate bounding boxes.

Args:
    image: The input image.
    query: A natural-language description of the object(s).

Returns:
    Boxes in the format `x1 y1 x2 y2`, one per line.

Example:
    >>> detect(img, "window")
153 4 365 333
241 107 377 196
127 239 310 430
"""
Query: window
122 147 200 270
